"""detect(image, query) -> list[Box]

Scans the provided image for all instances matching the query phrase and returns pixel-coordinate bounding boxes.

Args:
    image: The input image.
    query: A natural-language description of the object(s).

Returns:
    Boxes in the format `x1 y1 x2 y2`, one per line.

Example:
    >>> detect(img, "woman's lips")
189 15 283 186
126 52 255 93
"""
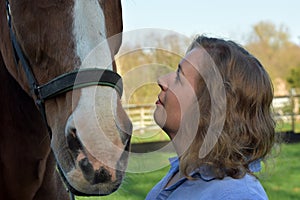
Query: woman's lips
156 98 163 105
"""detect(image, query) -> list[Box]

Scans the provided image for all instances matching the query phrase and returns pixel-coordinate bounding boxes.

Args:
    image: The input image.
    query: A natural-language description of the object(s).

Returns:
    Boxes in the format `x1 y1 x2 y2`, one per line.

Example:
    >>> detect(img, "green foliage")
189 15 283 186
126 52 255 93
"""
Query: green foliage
246 21 300 89
287 68 300 89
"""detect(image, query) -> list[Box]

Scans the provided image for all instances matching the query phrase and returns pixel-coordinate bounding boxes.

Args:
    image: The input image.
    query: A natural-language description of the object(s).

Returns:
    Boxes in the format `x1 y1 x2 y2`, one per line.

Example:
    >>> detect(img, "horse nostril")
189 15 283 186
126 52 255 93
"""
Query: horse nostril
79 158 95 182
66 128 83 151
79 158 112 184
93 167 112 184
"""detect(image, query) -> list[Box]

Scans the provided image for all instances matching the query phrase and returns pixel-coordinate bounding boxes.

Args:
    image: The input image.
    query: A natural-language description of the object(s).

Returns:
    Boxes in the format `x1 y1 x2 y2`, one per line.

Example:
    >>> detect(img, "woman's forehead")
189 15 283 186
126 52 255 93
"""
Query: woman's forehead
180 47 207 72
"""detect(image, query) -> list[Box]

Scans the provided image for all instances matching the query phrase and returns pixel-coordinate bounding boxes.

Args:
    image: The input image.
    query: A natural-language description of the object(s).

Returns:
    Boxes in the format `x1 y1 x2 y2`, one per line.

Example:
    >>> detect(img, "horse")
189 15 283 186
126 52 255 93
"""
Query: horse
0 0 132 199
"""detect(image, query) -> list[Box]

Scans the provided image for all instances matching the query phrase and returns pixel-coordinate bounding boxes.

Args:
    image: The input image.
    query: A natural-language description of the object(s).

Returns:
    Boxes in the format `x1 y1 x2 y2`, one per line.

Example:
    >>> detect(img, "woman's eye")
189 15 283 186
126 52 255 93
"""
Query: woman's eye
175 69 181 82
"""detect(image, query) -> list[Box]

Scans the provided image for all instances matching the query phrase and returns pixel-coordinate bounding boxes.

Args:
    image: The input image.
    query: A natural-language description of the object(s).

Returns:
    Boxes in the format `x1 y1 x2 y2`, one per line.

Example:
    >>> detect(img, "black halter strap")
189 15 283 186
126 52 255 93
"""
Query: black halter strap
37 68 123 100
5 0 123 138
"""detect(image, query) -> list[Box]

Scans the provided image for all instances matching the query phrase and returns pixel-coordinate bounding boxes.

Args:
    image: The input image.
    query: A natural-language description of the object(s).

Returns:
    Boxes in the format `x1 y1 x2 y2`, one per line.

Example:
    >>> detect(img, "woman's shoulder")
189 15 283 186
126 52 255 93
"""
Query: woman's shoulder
212 174 268 199
169 173 268 200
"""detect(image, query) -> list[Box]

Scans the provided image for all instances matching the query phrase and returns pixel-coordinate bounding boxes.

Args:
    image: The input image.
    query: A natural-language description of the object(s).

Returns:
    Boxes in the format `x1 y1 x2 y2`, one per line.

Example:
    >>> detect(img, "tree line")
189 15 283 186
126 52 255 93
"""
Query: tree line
116 21 300 104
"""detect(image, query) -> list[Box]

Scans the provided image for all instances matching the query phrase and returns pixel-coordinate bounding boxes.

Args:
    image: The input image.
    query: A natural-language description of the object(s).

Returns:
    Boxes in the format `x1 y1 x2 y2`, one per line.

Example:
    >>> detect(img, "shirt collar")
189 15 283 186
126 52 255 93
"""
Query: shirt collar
167 157 262 182
248 159 262 172
166 157 215 187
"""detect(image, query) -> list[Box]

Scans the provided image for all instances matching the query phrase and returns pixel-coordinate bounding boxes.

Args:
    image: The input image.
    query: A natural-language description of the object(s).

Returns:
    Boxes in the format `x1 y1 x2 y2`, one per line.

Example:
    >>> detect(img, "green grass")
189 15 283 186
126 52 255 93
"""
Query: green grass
130 129 169 144
260 143 300 200
130 122 300 144
76 143 300 200
276 121 300 133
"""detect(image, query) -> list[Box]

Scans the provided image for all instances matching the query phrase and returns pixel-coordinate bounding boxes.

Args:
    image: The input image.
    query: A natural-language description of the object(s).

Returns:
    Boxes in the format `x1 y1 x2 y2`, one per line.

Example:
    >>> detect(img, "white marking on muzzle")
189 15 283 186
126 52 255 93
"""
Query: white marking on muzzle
67 0 124 169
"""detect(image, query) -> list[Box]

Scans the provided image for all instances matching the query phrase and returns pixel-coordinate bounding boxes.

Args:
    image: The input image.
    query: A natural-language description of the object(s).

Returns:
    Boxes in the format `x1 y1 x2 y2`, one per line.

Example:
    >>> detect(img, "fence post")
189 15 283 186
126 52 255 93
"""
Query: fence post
290 88 295 133
140 106 145 134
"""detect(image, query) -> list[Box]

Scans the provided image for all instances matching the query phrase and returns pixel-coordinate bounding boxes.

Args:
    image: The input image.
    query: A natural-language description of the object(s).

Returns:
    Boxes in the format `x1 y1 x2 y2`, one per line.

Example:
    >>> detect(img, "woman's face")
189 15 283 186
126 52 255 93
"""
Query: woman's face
154 47 204 139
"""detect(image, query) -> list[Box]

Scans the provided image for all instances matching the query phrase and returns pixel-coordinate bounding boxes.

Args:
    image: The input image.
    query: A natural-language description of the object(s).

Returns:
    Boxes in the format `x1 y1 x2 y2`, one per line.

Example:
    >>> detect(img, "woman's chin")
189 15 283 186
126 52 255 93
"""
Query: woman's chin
153 106 167 128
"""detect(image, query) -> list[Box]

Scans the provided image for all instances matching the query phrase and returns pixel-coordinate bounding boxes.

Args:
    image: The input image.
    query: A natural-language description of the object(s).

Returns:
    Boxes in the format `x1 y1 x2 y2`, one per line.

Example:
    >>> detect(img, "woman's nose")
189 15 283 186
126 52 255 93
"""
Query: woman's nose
157 74 169 91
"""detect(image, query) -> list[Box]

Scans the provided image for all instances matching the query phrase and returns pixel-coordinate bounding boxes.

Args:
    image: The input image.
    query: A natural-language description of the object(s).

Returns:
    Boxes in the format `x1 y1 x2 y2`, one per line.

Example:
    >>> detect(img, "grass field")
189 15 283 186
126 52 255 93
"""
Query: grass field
261 143 300 200
276 121 300 133
76 143 300 200
131 120 300 144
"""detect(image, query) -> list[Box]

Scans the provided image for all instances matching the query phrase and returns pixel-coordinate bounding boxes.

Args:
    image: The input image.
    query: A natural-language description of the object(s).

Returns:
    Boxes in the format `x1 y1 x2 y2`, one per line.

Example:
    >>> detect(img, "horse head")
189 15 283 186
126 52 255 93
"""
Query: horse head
1 0 132 196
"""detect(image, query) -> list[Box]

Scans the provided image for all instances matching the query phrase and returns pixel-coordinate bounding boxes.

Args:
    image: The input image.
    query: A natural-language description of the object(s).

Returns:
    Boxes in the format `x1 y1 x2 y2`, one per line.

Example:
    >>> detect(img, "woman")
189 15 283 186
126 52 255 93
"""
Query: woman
146 35 278 199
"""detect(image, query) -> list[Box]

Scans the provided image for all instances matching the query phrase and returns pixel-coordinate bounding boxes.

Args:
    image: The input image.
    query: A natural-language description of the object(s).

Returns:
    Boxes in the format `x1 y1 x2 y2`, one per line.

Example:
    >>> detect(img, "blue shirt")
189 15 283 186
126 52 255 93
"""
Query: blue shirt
145 157 268 200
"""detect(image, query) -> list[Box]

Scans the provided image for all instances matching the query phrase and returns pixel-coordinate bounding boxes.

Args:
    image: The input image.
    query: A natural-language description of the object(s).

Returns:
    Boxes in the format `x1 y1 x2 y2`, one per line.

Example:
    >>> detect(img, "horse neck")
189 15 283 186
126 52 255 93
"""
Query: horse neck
0 53 69 199
0 0 49 150
0 53 50 148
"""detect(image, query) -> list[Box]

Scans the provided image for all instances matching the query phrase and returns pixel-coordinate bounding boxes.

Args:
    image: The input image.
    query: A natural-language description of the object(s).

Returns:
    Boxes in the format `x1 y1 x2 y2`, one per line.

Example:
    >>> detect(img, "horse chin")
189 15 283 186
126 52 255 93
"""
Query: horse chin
60 146 129 196
65 167 124 196
57 133 130 195
67 169 121 196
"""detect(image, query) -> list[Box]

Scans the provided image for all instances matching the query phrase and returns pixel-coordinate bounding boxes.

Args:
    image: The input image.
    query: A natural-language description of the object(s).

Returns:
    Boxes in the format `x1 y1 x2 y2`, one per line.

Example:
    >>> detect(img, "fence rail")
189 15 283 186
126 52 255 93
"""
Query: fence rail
124 93 300 135
273 92 300 132
124 104 160 133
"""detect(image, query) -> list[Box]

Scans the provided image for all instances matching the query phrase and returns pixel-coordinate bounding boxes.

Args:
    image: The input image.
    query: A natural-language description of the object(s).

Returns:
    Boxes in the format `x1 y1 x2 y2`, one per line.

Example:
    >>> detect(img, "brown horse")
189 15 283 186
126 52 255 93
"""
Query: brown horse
0 0 132 199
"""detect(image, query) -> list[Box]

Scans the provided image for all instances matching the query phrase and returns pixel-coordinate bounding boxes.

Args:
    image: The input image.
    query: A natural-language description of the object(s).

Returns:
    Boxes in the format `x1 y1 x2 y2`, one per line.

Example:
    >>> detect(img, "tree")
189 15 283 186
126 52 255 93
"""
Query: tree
287 67 300 89
245 21 300 94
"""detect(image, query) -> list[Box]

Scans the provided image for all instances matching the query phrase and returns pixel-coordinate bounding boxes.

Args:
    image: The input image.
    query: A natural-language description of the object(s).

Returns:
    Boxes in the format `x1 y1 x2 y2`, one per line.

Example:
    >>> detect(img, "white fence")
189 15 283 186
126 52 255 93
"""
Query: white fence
124 104 159 133
273 93 300 132
124 93 300 134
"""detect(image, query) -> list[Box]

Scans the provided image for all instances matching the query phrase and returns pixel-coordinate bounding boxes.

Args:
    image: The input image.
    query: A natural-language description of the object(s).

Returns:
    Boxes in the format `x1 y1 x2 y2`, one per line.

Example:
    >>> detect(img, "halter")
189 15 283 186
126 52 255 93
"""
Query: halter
5 2 123 199
5 0 123 138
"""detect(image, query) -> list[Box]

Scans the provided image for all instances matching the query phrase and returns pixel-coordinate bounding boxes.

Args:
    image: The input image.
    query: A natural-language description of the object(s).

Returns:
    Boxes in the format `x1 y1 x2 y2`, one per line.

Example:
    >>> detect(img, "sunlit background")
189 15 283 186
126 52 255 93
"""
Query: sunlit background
77 1 300 199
